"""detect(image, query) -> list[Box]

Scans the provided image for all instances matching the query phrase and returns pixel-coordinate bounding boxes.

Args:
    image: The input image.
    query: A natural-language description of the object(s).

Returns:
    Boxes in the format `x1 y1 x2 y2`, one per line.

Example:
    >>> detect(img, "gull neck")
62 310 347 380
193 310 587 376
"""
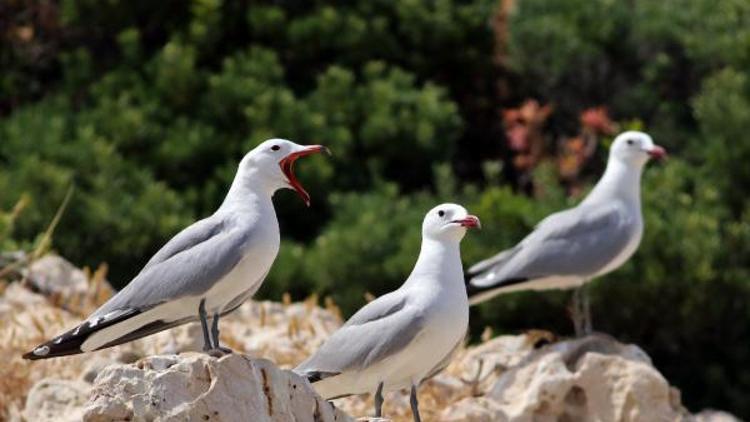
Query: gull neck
582 159 643 209
405 237 463 288
220 167 276 212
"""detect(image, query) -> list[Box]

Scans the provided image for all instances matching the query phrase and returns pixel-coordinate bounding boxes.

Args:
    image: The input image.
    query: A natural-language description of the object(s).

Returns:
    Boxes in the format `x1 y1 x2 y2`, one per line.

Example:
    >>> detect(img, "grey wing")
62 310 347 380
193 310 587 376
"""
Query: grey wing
92 219 250 319
142 215 223 270
467 245 520 275
341 290 410 327
296 292 425 376
470 202 637 288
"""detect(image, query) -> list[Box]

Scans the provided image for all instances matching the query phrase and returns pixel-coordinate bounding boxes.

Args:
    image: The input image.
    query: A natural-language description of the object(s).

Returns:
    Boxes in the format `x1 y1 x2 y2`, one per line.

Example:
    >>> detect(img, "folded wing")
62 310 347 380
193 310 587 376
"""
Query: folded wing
24 216 251 359
467 202 635 302
295 292 425 383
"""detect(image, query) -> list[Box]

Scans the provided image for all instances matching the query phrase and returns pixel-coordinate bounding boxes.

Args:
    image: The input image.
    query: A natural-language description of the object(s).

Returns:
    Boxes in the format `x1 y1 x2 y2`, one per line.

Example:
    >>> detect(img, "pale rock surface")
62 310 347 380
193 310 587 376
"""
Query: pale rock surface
437 396 506 422
23 254 92 298
439 334 691 422
447 330 557 394
22 378 90 422
2 255 743 422
0 281 51 319
83 353 353 422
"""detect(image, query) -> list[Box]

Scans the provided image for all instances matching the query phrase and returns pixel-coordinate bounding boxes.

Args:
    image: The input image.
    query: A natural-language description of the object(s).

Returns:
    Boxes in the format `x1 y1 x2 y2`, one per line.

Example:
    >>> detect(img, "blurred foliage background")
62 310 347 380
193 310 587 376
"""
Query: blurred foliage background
1 0 749 417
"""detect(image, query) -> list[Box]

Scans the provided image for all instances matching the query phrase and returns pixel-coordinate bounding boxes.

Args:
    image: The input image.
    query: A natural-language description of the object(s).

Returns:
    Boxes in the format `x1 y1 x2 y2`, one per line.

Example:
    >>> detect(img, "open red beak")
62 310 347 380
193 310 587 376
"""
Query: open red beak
647 145 667 160
279 145 329 206
452 215 481 229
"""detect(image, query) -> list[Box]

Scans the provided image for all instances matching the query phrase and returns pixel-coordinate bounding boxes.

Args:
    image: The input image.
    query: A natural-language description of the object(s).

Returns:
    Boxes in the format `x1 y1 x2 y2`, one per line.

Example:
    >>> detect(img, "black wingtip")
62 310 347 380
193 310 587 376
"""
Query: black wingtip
23 308 142 361
465 280 481 297
24 325 89 361
464 265 481 279
304 371 340 384
306 372 323 383
22 319 99 360
23 338 84 360
464 271 473 287
22 350 39 360
465 279 493 303
466 277 530 304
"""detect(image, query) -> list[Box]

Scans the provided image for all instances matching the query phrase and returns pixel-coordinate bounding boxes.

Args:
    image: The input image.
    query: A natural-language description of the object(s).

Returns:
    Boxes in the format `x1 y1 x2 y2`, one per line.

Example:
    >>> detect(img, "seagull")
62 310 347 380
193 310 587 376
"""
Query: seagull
24 139 328 360
295 203 480 422
466 131 665 336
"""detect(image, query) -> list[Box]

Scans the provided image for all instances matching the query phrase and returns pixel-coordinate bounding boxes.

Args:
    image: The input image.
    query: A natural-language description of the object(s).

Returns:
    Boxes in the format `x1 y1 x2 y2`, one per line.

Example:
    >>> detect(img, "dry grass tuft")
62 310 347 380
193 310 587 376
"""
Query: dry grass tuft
0 257 114 420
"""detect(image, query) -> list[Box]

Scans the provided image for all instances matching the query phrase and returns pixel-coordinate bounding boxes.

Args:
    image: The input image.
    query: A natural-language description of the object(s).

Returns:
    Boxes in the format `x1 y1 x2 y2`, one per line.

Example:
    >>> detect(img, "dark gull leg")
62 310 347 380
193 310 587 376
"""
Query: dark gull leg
198 299 213 352
211 312 234 354
409 384 422 422
571 287 584 337
206 312 233 358
582 284 593 335
374 381 384 417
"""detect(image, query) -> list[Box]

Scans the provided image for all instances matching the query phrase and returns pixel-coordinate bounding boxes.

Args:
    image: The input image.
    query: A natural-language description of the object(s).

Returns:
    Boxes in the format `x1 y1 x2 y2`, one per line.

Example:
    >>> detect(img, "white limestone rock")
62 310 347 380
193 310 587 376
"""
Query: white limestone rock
439 334 690 422
82 353 353 422
22 378 90 422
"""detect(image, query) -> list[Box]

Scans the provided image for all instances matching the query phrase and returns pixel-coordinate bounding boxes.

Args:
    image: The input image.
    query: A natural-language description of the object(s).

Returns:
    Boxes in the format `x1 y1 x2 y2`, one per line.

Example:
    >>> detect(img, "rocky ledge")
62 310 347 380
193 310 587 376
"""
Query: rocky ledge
82 353 351 422
2 255 742 422
21 334 741 422
23 353 352 422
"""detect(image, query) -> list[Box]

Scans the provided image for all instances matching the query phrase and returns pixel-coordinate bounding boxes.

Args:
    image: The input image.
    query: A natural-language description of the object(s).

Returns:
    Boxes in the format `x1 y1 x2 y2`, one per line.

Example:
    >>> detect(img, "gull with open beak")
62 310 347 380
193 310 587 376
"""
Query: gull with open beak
467 131 666 336
296 203 480 422
25 139 328 359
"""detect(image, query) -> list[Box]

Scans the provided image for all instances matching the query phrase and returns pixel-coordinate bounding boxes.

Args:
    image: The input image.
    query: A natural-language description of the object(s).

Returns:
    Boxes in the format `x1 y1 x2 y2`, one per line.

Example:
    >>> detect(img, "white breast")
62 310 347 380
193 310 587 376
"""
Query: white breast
204 217 280 314
597 216 643 277
383 284 469 390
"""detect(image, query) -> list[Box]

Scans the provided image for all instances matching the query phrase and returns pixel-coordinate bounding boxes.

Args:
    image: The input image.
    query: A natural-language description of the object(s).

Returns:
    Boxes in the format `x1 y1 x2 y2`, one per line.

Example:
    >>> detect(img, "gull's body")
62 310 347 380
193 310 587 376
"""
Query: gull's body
296 204 480 421
466 131 665 333
305 243 467 397
25 139 326 359
79 195 279 353
467 198 643 300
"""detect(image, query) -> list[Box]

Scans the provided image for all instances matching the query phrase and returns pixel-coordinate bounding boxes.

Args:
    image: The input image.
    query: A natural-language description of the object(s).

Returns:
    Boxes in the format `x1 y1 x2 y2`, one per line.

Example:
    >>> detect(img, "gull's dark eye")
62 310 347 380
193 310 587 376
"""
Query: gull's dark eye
626 139 635 146
438 210 445 217
271 145 280 151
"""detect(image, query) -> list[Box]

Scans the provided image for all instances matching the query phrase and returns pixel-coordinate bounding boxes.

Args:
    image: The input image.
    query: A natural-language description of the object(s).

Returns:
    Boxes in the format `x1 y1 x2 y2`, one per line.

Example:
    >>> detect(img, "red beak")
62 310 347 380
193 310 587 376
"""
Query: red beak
647 145 667 160
452 215 481 229
278 145 329 206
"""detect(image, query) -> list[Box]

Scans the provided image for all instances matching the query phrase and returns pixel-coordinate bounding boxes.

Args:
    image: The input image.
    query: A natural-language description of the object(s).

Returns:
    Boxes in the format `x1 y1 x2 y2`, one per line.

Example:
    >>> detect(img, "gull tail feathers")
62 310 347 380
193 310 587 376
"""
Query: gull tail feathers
23 307 191 360
23 308 141 360
299 370 340 384
467 246 519 276
466 277 529 306
294 369 351 400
